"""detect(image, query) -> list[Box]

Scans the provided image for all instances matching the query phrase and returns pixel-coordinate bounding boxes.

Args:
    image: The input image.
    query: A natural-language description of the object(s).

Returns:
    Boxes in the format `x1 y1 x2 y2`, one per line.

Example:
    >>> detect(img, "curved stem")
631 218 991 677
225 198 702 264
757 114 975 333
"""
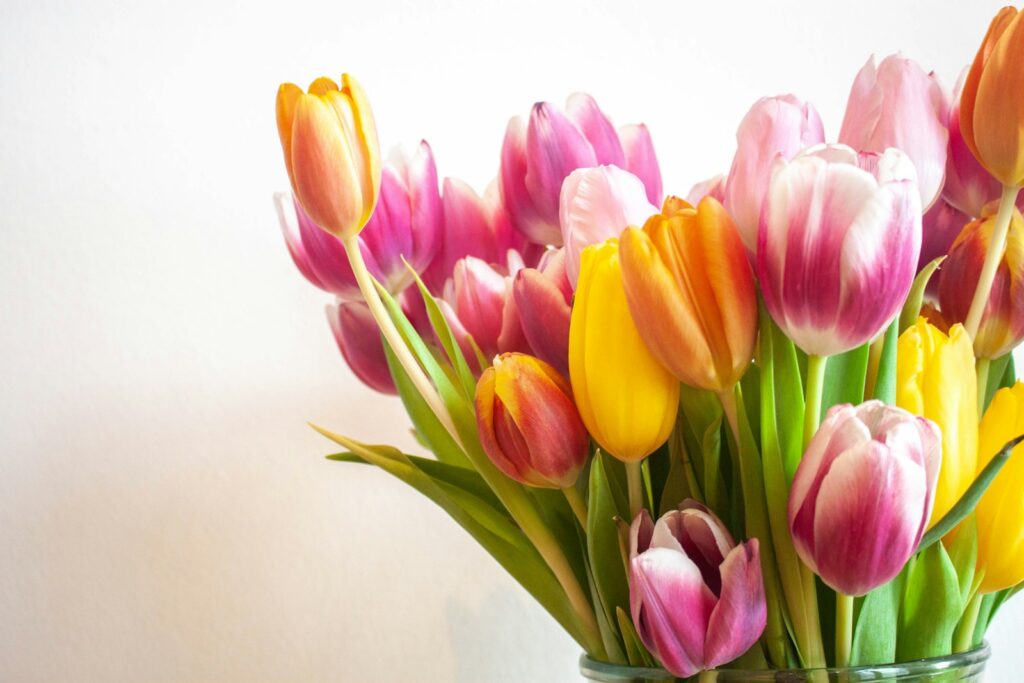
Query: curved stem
836 592 854 667
803 355 828 449
965 185 1020 339
625 460 644 521
562 486 589 528
954 591 984 653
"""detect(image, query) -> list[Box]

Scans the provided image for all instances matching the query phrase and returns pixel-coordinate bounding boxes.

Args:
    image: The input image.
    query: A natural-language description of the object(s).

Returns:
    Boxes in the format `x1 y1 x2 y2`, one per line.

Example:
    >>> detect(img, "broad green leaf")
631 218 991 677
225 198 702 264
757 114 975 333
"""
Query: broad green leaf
820 343 869 416
616 607 655 667
898 542 962 660
899 256 945 332
985 353 1015 409
851 573 904 665
946 517 978 608
581 547 625 663
870 321 899 405
587 453 630 661
767 320 805 483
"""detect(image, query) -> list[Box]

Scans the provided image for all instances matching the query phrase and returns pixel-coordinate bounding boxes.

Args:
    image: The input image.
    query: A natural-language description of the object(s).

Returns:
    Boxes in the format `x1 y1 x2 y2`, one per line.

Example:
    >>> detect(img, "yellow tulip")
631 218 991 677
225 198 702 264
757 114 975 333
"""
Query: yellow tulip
569 239 679 462
896 319 978 526
276 74 381 239
975 382 1024 593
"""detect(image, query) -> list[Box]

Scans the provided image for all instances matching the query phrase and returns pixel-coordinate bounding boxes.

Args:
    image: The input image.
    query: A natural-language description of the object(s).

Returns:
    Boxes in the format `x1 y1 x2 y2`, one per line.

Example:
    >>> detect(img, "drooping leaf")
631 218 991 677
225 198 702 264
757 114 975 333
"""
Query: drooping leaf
898 256 945 332
898 542 962 660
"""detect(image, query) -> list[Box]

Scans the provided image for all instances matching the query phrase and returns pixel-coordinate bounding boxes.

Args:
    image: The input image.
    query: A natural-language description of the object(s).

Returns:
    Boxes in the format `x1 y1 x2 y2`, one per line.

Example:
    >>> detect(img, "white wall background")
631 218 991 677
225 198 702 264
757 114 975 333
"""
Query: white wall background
0 0 1020 680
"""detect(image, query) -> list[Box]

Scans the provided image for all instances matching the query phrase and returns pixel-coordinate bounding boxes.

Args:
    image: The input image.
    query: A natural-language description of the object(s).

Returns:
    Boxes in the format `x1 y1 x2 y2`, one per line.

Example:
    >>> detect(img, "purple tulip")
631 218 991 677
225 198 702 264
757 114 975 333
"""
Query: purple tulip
758 144 922 357
789 401 941 596
326 300 396 394
629 502 767 678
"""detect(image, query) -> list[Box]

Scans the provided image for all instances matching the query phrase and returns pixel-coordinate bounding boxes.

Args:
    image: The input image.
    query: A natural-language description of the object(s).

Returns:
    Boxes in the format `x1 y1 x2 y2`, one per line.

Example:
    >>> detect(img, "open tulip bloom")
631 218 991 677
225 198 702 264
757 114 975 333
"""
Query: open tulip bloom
272 9 1024 677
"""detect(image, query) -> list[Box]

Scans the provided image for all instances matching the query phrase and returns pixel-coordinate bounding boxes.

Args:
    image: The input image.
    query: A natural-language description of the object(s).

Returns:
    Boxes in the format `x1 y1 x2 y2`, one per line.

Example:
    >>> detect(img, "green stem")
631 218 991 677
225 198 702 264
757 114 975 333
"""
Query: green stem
954 591 984 653
976 357 991 417
626 460 644 520
965 184 1020 339
803 355 828 449
864 334 885 400
562 486 589 528
836 592 854 667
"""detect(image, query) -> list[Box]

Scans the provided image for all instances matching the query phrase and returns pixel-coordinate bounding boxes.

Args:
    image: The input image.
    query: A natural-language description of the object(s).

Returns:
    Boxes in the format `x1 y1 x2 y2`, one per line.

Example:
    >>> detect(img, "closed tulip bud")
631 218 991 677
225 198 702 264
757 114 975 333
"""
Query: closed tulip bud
559 166 658 288
629 503 766 678
474 353 589 488
569 240 679 462
938 202 1024 358
758 144 922 358
897 319 978 525
961 7 1024 188
326 300 395 394
513 249 573 377
789 401 941 596
839 54 948 210
975 382 1024 593
620 197 757 392
724 95 825 252
500 94 660 246
276 74 381 239
445 256 527 359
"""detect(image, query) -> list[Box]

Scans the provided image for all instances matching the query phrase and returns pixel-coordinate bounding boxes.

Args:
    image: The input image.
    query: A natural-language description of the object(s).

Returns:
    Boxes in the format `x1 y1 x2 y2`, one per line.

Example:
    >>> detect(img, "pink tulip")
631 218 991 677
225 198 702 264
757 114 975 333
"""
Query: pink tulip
758 144 922 357
942 70 1006 218
326 300 396 394
275 141 442 299
789 401 941 596
499 94 661 246
619 123 664 205
512 249 573 376
920 199 971 271
686 174 726 206
724 95 825 252
630 502 766 678
559 166 658 287
444 255 528 359
838 54 948 211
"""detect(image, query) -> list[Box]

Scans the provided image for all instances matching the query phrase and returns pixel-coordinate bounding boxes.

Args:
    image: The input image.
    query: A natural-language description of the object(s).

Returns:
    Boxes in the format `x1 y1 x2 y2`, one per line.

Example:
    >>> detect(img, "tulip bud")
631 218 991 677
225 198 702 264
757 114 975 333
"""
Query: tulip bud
474 353 589 488
569 240 679 462
445 256 527 359
276 74 381 239
629 502 766 678
326 300 395 394
839 54 948 210
620 197 757 392
513 249 573 377
788 401 941 596
975 382 1024 593
961 7 1024 188
937 202 1024 358
559 166 658 288
944 70 1005 217
758 144 922 358
724 95 825 252
896 319 978 525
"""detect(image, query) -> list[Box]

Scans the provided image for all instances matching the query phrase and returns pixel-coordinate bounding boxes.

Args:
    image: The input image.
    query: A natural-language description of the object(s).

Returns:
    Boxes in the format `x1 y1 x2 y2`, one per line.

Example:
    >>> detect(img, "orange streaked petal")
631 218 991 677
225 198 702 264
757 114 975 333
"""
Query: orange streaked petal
961 7 1018 172
343 73 382 226
973 10 1024 186
275 83 303 187
308 76 340 95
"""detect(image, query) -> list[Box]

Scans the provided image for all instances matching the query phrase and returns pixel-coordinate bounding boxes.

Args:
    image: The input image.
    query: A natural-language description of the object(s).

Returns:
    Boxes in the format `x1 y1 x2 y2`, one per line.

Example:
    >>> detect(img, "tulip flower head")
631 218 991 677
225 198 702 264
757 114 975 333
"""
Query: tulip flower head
276 74 381 239
512 249 573 376
474 353 590 488
788 401 941 596
620 197 757 392
758 144 922 358
445 255 528 359
327 300 395 394
629 503 766 678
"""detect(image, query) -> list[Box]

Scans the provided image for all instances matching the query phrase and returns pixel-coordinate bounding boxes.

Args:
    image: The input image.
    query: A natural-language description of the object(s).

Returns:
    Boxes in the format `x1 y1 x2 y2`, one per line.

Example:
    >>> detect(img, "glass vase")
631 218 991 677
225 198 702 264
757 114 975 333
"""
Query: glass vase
579 644 989 682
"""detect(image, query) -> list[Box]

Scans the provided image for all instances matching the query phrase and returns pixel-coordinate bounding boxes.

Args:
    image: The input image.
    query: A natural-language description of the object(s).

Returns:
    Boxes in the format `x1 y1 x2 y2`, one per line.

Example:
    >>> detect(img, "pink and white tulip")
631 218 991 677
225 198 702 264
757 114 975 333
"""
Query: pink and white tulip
499 94 661 246
758 144 923 357
788 401 941 596
630 502 766 678
326 300 396 394
559 165 658 287
724 95 825 252
839 54 948 210
512 249 573 376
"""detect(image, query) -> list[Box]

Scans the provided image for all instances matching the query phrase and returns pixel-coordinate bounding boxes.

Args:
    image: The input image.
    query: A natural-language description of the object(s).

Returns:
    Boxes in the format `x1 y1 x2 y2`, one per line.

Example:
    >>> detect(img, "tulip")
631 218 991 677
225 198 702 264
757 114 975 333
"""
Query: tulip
618 123 664 205
961 7 1024 188
896 319 978 525
839 54 948 210
326 300 395 394
724 95 825 252
788 401 941 596
512 249 573 377
937 202 1024 358
474 353 589 489
943 71 1004 217
276 74 381 239
499 94 661 245
559 166 658 287
975 382 1024 593
758 144 922 358
569 239 680 463
445 255 528 360
619 197 757 393
920 199 971 273
629 502 766 678
686 174 726 206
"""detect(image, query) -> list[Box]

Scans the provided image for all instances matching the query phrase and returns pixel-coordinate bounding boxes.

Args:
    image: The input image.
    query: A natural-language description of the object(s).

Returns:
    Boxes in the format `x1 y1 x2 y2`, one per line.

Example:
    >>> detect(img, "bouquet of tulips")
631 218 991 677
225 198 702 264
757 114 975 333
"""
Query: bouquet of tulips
272 7 1024 679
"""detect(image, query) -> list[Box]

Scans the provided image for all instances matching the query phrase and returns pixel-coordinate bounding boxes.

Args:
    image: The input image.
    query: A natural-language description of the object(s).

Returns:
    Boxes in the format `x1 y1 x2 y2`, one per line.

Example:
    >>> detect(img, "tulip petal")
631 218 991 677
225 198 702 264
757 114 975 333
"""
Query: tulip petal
704 540 767 668
619 123 663 205
566 93 626 168
513 268 571 376
327 301 395 394
526 103 598 236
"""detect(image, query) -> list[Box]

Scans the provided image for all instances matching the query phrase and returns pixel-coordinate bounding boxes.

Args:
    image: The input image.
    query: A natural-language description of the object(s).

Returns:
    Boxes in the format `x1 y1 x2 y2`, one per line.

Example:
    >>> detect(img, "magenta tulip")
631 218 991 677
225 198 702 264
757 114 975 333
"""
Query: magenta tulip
789 401 941 596
629 502 766 678
326 300 395 394
724 94 825 252
444 255 528 359
920 198 971 271
839 54 948 211
758 144 922 357
512 249 573 376
559 165 658 287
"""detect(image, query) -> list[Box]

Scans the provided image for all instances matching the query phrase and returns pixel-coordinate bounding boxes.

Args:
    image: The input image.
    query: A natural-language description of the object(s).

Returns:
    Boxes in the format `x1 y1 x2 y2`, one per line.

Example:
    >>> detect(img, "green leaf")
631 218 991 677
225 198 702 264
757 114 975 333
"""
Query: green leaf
946 517 978 608
851 572 904 665
899 256 945 332
898 542 961 660
407 264 478 400
918 434 1024 551
616 607 655 667
587 452 630 660
820 343 869 415
767 320 805 483
985 353 1014 409
701 415 726 517
870 321 899 405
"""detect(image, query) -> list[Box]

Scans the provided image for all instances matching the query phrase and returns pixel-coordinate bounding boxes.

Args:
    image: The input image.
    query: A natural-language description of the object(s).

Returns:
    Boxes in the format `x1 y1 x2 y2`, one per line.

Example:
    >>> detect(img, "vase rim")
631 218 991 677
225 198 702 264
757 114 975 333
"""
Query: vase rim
579 642 990 680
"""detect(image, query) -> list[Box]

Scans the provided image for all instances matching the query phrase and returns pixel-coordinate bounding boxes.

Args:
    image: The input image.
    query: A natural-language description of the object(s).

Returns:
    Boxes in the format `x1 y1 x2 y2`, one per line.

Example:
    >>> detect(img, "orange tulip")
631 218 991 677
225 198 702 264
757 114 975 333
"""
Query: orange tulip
960 7 1024 188
276 74 381 239
619 196 757 392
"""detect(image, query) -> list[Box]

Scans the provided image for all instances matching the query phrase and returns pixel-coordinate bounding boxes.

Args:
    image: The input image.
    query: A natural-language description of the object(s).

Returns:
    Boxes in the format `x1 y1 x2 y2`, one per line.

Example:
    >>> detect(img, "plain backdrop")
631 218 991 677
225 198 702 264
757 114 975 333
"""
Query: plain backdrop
1 0 1021 681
